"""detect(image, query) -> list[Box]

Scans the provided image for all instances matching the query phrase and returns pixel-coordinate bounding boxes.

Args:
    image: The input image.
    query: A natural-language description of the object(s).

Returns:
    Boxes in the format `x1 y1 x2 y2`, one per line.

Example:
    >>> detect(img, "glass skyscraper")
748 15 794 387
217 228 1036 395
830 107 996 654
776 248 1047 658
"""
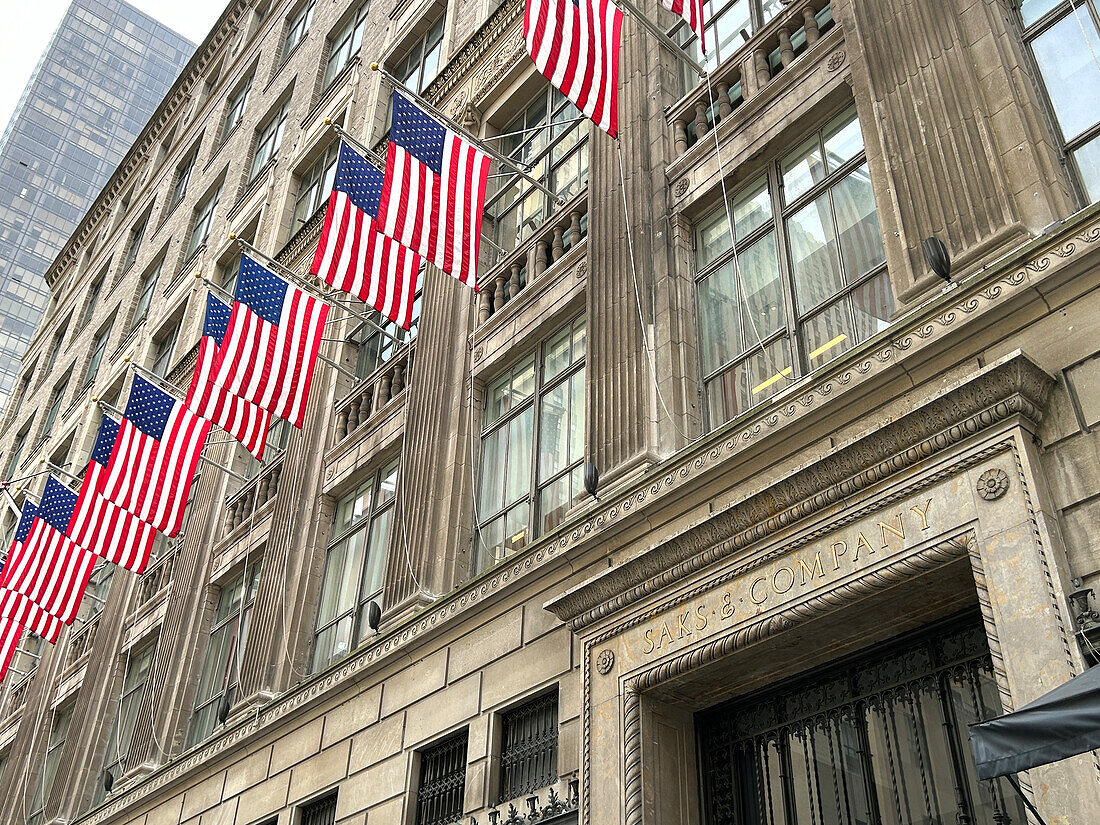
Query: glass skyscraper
0 0 194 408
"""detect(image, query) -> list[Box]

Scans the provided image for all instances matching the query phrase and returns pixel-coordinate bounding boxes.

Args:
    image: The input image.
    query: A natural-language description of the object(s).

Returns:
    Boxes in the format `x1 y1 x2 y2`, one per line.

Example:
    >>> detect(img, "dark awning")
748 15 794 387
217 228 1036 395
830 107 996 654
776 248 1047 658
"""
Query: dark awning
970 665 1100 780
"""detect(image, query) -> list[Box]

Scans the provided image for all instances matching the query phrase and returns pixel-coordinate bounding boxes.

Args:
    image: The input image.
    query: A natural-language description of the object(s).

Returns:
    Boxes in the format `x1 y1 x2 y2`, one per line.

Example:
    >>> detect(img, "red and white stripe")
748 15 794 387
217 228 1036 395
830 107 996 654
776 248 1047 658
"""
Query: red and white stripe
0 592 64 642
311 190 420 328
1 519 96 624
188 335 272 458
98 406 210 537
660 0 705 52
379 136 491 290
524 0 623 137
69 466 158 574
211 290 329 429
0 619 21 681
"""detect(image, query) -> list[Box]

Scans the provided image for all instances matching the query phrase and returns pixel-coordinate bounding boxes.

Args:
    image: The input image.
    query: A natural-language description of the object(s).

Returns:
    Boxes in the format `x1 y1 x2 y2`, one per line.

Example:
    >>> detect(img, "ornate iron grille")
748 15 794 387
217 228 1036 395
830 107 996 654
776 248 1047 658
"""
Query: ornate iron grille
417 730 469 825
300 793 337 825
500 691 559 801
697 614 1027 825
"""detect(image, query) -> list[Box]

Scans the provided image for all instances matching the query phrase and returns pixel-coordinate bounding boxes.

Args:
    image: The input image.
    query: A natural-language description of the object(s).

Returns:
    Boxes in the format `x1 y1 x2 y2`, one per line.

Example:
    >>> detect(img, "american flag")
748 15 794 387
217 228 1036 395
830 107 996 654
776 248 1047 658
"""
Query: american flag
378 93 492 290
1 477 96 624
311 143 421 329
660 0 705 52
68 415 159 573
0 618 22 682
0 501 63 645
524 0 623 137
209 256 329 428
98 376 211 537
188 293 273 458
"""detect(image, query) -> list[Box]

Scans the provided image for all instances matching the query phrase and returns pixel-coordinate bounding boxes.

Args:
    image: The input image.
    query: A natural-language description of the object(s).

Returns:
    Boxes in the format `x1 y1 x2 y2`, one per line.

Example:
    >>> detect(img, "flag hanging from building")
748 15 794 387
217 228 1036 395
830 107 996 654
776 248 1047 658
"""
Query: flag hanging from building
188 293 273 458
659 0 705 52
98 376 210 537
0 618 22 682
68 415 159 573
0 501 64 645
524 0 623 137
378 93 491 290
1 477 96 624
311 143 421 329
210 255 329 429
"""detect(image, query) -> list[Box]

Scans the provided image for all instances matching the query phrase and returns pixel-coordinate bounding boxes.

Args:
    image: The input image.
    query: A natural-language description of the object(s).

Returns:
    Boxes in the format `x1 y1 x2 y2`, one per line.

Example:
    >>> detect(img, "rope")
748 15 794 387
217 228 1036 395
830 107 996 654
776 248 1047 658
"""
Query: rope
1066 0 1100 76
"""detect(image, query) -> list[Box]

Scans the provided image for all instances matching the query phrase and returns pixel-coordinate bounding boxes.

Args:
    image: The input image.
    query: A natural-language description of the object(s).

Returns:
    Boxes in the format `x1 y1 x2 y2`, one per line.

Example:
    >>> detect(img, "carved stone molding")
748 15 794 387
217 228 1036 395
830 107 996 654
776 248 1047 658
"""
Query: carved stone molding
548 354 1052 631
595 649 615 675
976 468 1010 501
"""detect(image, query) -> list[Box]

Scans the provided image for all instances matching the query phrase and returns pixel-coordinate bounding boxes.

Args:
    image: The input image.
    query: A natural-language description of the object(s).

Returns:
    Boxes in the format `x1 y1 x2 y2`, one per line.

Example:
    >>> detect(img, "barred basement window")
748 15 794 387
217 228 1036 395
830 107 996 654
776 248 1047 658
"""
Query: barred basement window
500 691 559 801
417 731 468 825
300 792 337 825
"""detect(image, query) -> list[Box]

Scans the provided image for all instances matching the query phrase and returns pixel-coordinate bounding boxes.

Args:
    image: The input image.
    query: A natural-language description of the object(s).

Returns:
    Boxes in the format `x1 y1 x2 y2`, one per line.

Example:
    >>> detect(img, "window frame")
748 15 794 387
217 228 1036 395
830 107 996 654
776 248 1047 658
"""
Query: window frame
6 423 30 477
282 0 316 61
220 73 254 144
186 186 222 259
150 316 182 378
130 259 162 331
416 730 469 825
250 98 291 181
121 213 148 273
81 315 115 388
41 370 71 439
293 141 340 229
323 3 369 91
389 16 446 95
95 639 153 801
28 704 74 823
171 145 199 208
692 105 891 429
498 690 559 801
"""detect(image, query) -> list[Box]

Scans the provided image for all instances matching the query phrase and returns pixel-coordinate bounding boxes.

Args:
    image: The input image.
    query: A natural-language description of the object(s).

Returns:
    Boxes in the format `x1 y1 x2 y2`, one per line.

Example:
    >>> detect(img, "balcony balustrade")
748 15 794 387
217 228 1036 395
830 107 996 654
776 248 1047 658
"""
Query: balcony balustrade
333 344 414 443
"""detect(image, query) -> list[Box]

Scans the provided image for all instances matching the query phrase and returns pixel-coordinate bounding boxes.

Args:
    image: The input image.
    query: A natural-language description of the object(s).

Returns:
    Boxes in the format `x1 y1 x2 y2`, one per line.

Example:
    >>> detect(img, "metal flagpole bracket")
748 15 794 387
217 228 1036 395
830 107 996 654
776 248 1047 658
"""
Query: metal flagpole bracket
323 119 382 166
196 271 235 304
614 0 707 76
370 63 566 205
123 358 186 400
40 461 81 486
318 354 360 380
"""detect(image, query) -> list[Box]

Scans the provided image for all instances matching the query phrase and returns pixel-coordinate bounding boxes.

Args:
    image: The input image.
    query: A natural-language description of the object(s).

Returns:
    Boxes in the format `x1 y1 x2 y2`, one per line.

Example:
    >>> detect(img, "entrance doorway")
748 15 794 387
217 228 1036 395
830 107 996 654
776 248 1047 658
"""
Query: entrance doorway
696 613 1027 824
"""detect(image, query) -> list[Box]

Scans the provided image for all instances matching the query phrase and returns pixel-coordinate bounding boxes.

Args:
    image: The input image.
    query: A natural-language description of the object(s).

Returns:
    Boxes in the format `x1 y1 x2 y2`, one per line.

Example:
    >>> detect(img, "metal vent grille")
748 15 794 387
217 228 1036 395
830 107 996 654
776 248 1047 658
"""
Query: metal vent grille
500 691 559 801
417 731 468 825
300 792 337 825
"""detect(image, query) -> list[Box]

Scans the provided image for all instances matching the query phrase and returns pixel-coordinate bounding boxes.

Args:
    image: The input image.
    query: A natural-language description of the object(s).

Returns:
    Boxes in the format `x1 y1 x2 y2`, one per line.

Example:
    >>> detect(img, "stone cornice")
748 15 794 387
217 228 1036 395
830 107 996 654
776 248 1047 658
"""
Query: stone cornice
546 353 1051 629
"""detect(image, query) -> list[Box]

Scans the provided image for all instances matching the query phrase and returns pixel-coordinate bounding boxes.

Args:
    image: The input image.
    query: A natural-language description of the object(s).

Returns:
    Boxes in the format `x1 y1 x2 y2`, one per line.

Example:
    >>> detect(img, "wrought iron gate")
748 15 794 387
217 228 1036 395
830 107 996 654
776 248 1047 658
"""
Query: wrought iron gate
697 614 1027 825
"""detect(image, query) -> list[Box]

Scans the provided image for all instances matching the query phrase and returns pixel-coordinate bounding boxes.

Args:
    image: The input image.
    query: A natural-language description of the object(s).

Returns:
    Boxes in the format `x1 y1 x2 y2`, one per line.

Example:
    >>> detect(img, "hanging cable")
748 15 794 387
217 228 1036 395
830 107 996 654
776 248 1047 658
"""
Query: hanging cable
1067 0 1100 75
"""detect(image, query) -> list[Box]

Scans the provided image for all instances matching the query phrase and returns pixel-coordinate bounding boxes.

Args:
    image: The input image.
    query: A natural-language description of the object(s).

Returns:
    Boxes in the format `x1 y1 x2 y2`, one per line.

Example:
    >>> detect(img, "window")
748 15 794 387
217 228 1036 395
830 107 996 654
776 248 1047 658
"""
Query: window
41 372 71 439
251 100 290 179
323 3 369 90
6 424 29 478
300 793 337 825
171 146 199 207
122 215 148 273
476 317 585 574
391 17 445 95
130 260 161 330
416 731 468 825
499 691 558 801
483 88 589 256
27 705 74 825
82 317 114 388
41 313 71 378
283 0 315 60
79 269 107 329
346 293 420 389
312 461 398 671
95 642 153 803
186 187 221 259
694 106 891 427
221 74 253 143
76 561 113 623
293 142 340 228
150 317 181 378
670 0 785 81
188 563 260 746
1018 0 1100 201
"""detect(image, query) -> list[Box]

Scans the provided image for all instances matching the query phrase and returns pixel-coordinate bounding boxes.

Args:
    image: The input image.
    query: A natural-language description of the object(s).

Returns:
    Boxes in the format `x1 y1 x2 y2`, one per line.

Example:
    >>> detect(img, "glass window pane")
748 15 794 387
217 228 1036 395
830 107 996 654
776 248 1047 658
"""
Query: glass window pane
739 231 784 342
568 370 585 467
788 193 845 313
705 337 792 426
1073 132 1100 203
316 540 349 625
378 460 398 504
505 408 534 507
801 299 853 370
697 259 741 375
831 163 886 280
539 381 570 481
1031 10 1100 140
823 108 864 170
696 207 733 267
504 502 530 554
849 269 895 342
1020 0 1061 25
362 508 391 597
542 326 572 382
732 176 772 239
478 426 505 516
512 358 536 403
782 136 826 203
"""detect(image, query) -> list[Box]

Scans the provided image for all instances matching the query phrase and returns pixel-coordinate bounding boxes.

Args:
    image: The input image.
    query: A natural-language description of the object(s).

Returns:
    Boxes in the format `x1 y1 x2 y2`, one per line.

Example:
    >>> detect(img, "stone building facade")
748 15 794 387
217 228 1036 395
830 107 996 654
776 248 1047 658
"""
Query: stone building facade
0 0 1098 823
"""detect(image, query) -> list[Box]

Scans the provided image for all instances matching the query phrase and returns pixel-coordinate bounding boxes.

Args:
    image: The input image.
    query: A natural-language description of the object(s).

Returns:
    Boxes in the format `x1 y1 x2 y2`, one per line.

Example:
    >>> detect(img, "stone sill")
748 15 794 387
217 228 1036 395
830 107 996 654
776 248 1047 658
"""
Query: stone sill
73 201 1100 825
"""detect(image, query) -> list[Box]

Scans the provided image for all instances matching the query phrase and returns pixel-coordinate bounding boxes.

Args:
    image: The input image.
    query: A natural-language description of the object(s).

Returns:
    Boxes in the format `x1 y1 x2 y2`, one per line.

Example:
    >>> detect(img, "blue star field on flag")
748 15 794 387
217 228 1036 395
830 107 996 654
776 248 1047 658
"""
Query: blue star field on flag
124 376 177 441
390 93 447 174
334 142 384 218
235 254 288 326
38 476 78 533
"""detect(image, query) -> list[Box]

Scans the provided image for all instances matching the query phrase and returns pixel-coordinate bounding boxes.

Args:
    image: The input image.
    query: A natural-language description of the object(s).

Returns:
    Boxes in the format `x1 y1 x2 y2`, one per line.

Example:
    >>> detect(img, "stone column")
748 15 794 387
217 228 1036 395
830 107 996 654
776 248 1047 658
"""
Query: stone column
835 0 1075 304
586 5 697 489
380 268 476 620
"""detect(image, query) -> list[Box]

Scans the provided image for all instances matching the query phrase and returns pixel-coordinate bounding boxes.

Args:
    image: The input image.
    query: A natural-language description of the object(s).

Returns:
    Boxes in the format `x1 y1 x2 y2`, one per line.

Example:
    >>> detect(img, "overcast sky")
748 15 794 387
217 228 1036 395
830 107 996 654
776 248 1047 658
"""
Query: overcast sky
0 0 228 136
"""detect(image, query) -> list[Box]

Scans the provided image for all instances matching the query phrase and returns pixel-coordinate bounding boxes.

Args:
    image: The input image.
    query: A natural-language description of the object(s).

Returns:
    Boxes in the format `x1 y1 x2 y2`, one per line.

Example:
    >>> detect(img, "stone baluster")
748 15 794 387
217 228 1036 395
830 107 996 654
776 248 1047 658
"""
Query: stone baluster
361 387 373 421
716 82 733 119
803 6 820 44
391 361 405 396
347 395 361 432
570 210 582 246
493 271 507 313
377 372 392 407
552 224 565 262
779 27 795 66
535 239 549 277
754 48 770 88
673 119 688 154
268 466 280 498
694 100 709 138
258 473 271 505
336 407 349 440
478 289 492 324
508 262 522 300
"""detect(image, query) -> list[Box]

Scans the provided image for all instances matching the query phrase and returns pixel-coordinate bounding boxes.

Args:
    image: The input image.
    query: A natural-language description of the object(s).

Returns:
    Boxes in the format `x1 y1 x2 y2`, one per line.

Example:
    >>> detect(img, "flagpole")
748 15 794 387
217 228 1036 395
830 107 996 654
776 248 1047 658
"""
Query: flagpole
371 64 565 205
614 0 707 76
94 399 251 484
124 359 187 399
39 461 81 486
229 237 408 346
